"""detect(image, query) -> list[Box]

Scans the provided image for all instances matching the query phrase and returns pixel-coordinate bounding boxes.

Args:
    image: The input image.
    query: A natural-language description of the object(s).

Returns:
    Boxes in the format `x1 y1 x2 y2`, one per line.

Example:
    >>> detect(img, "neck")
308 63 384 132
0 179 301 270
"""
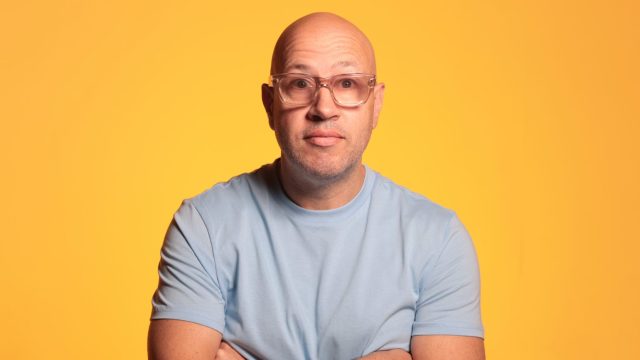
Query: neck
277 158 366 210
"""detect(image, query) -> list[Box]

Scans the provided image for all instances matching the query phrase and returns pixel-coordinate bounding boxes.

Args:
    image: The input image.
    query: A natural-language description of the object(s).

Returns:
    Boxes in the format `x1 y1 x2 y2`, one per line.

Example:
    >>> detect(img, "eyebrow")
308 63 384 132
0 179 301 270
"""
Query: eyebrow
288 64 310 71
284 61 359 73
331 60 356 69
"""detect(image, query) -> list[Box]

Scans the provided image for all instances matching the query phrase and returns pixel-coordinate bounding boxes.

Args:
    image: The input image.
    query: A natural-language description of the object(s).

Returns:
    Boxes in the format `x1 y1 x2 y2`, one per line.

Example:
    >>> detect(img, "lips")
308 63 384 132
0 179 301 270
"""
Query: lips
303 129 344 147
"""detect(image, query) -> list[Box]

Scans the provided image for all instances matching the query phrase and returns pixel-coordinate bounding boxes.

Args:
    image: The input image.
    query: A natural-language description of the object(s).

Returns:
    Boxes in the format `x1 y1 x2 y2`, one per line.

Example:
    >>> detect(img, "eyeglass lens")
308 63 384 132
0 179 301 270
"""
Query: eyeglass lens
278 74 372 106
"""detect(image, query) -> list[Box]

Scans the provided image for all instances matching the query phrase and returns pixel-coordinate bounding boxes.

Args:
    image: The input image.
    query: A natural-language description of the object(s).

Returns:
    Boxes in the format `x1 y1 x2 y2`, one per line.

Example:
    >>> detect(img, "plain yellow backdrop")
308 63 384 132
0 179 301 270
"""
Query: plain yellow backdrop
1 1 638 359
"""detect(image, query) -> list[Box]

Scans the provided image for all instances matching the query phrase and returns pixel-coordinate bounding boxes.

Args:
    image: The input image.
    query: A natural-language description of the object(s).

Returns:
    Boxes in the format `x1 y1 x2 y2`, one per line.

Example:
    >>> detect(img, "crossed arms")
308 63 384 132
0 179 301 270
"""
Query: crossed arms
148 319 485 360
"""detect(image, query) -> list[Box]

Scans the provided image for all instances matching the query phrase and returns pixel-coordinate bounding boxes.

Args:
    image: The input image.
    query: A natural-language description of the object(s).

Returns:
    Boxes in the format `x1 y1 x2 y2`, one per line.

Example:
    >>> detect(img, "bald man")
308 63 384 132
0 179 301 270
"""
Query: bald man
148 13 485 360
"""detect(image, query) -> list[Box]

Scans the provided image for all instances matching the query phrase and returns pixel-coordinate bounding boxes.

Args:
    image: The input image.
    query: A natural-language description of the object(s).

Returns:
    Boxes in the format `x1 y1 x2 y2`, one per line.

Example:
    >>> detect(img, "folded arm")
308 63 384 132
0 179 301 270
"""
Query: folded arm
410 335 485 360
357 335 485 360
148 319 222 360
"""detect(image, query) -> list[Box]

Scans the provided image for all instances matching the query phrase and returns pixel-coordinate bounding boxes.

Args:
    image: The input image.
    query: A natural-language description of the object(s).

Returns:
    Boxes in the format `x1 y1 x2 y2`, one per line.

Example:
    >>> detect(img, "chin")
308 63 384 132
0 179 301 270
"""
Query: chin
280 140 364 182
294 155 360 182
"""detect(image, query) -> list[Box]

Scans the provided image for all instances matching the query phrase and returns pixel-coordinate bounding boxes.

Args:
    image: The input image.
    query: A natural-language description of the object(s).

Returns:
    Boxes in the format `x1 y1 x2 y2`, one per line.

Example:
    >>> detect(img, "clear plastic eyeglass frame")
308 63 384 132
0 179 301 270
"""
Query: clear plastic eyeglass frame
270 73 377 107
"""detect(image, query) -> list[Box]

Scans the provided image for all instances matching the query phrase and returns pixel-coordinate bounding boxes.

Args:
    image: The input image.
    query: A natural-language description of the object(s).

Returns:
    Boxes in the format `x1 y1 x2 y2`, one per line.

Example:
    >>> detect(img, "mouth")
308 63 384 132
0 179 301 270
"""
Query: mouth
303 130 344 147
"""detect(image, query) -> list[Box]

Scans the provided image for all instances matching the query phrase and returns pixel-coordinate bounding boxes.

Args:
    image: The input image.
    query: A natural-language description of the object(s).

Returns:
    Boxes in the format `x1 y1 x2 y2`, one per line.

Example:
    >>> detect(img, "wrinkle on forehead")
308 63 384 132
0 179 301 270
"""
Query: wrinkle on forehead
270 12 376 75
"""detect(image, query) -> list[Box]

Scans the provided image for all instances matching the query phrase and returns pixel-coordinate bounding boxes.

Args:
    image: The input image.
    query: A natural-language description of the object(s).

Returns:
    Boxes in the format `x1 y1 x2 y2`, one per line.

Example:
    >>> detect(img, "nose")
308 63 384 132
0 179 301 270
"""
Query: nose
307 84 339 122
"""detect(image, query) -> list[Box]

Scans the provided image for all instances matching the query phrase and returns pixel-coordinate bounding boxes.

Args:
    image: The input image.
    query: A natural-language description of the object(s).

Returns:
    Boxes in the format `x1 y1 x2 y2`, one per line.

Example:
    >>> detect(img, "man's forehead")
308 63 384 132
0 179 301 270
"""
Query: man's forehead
275 35 374 74
282 60 363 74
270 13 376 75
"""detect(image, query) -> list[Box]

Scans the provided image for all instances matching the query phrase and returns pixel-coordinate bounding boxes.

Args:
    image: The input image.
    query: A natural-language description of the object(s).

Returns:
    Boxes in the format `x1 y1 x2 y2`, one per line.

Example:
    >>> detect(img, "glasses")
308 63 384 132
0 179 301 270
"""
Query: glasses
270 73 376 107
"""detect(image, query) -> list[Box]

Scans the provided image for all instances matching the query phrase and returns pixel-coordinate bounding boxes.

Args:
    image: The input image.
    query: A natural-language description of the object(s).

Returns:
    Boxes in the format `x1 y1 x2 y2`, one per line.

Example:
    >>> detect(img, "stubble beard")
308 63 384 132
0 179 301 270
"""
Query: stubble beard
278 137 365 187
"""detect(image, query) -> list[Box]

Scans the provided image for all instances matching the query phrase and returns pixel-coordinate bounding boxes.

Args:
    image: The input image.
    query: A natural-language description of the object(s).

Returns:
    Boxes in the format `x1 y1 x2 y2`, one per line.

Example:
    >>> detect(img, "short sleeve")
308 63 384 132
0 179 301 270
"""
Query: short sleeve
150 199 226 333
412 213 484 338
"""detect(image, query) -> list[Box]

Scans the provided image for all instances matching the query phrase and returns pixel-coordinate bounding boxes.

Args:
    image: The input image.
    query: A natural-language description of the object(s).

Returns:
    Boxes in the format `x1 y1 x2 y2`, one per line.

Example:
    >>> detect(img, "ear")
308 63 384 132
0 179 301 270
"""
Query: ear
371 82 385 129
261 83 275 130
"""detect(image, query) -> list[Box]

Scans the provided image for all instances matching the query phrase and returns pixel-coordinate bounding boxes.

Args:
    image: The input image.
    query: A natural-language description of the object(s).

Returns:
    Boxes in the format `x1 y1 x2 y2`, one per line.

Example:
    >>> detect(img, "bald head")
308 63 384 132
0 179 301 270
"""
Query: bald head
270 12 377 75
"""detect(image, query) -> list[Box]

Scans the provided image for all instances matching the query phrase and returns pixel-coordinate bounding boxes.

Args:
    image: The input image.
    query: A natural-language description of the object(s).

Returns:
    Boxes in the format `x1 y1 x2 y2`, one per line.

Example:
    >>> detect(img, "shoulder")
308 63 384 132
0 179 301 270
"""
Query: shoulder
182 163 274 223
369 168 457 228
366 168 477 290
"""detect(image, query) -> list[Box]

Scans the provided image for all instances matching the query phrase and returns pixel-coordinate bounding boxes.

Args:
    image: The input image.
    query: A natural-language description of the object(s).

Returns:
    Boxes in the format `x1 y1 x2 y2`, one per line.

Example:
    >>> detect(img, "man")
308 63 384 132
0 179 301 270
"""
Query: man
148 12 485 360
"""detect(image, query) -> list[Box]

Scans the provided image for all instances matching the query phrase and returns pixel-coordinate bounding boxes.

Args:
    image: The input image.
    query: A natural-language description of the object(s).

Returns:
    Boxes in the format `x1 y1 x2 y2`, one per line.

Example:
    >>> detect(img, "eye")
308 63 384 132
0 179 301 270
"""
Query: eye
340 79 353 88
294 79 311 88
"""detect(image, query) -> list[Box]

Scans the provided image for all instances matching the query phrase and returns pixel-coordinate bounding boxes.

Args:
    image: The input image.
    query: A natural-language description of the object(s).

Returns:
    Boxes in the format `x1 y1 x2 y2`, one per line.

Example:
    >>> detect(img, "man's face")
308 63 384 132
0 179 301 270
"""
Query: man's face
263 25 384 181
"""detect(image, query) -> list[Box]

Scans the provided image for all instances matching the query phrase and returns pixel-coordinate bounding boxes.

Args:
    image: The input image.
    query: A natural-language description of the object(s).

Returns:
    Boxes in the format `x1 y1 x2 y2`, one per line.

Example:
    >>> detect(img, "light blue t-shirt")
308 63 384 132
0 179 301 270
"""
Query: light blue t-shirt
151 160 484 359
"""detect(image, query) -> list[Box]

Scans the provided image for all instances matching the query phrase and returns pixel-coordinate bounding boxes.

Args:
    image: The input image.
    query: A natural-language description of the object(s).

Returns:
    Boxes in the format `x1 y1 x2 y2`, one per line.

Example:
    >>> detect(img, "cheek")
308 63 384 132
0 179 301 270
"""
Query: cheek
273 109 307 136
273 120 299 148
345 109 376 136
363 104 376 129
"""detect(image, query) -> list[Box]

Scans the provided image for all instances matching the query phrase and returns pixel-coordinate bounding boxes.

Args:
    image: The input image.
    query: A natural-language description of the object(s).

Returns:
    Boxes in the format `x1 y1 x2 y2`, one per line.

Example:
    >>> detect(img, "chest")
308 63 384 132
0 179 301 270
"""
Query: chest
215 217 419 359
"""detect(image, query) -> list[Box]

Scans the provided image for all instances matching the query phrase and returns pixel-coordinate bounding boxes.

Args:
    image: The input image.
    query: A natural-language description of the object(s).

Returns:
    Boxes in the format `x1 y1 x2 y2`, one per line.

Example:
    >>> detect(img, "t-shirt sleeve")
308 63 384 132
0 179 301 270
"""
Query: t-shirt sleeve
150 199 226 333
412 213 484 338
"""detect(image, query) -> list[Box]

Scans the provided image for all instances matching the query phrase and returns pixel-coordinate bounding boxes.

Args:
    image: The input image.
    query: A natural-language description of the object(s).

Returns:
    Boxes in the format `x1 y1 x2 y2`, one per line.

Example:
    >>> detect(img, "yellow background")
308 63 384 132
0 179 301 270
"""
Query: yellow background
1 1 639 359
